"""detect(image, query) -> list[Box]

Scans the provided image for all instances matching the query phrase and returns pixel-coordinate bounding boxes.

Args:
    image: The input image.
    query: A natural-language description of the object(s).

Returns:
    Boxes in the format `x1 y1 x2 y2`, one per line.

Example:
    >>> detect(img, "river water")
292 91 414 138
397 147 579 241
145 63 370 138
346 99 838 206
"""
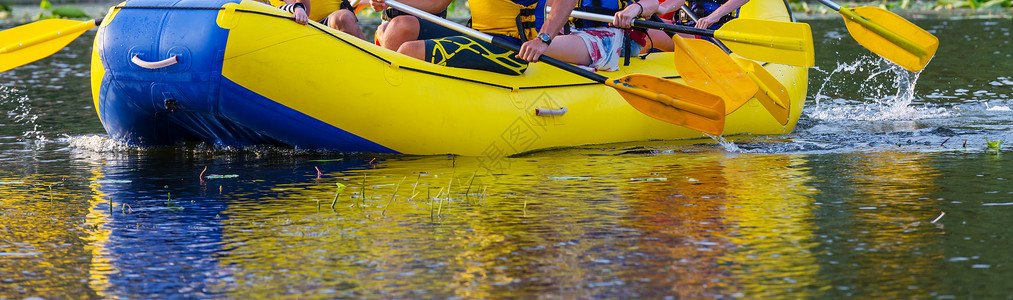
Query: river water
1 10 1012 299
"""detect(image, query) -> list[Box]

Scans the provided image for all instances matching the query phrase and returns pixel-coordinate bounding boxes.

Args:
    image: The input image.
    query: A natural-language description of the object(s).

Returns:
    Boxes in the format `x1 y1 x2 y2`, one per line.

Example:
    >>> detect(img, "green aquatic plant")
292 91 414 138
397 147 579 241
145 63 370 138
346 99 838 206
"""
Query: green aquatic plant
330 182 346 210
984 0 1013 7
165 192 184 211
935 0 1012 8
986 138 1002 151
51 6 87 17
937 0 981 8
36 0 89 20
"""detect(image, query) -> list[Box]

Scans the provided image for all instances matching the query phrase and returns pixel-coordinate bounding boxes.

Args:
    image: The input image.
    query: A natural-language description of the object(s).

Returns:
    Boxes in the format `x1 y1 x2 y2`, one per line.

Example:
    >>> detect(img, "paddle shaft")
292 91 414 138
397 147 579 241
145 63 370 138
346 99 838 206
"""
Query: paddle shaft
557 7 748 107
563 9 715 40
0 18 102 54
385 0 719 120
814 0 926 56
816 0 843 11
563 9 803 52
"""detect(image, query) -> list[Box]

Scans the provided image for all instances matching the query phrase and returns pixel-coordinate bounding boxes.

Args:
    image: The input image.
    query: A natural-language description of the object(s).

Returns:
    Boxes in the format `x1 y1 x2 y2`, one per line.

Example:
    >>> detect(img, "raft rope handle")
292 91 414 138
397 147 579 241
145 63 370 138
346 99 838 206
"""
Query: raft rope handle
132 55 179 69
535 107 568 116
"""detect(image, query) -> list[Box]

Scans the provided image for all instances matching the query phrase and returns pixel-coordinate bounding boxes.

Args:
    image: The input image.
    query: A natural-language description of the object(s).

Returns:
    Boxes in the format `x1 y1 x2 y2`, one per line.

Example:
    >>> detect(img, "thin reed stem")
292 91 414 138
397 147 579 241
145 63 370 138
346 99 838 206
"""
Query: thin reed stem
464 170 477 199
330 189 341 210
360 173 367 209
435 186 445 216
382 176 406 216
410 173 421 200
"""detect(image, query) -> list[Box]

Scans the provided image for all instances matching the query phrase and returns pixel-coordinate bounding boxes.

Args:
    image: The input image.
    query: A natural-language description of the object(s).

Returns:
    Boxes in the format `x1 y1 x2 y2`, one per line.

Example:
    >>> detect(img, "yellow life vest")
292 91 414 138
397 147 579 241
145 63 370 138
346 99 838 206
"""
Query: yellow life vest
469 0 538 41
267 0 343 21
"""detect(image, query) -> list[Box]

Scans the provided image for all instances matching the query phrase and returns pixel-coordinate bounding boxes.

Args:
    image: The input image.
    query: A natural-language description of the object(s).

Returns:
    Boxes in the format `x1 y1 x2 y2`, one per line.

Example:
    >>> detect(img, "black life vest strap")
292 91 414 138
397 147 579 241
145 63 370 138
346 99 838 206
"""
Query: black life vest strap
339 0 354 11
623 30 632 66
515 8 536 42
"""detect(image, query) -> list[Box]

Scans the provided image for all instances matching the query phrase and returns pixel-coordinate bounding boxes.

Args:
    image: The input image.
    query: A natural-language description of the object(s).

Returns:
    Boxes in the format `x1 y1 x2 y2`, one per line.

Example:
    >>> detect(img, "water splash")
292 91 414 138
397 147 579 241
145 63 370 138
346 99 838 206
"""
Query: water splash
985 101 1012 111
66 135 140 153
808 56 949 122
706 134 741 152
0 85 46 143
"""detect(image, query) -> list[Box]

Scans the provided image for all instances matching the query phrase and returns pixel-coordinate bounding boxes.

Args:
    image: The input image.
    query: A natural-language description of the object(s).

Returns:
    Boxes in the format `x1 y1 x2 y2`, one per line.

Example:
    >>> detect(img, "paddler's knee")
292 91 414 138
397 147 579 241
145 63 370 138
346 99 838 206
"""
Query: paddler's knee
328 10 356 27
379 15 421 51
327 10 364 39
396 40 426 60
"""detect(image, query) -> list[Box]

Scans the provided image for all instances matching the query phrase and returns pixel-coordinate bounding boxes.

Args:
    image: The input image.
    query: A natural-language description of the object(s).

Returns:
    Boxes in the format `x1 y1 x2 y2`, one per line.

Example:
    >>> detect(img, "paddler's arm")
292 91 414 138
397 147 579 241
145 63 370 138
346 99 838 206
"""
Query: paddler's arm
613 0 659 28
281 0 311 24
657 0 686 17
694 0 747 29
516 0 579 62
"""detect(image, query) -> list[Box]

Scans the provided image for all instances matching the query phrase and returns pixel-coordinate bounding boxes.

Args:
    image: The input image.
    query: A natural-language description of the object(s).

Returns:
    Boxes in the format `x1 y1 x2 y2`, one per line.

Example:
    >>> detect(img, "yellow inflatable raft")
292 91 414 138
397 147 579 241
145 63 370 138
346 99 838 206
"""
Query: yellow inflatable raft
89 0 808 156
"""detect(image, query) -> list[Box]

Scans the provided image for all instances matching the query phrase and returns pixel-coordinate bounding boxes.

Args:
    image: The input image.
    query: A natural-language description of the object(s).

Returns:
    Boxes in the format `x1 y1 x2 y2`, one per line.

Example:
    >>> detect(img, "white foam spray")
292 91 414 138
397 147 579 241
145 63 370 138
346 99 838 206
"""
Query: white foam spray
0 86 47 145
809 56 949 122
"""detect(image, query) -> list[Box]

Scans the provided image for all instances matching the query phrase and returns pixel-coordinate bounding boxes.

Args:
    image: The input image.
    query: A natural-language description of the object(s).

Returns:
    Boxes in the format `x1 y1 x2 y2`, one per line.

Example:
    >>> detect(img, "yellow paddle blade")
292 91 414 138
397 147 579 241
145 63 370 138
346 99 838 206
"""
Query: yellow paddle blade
840 6 938 72
672 36 758 114
730 55 791 125
714 18 815 67
0 19 98 73
607 74 725 136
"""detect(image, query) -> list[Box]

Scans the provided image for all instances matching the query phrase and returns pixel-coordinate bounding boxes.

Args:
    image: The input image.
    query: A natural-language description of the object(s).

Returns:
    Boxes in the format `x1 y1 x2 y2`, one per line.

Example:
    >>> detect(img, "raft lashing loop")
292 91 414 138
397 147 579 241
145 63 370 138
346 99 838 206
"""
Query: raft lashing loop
131 54 179 69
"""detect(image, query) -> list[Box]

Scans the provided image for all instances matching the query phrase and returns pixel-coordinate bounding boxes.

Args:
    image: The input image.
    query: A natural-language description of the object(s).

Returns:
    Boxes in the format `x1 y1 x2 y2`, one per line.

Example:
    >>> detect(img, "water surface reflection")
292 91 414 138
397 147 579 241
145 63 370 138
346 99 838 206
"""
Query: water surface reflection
6 147 817 297
3 14 1013 299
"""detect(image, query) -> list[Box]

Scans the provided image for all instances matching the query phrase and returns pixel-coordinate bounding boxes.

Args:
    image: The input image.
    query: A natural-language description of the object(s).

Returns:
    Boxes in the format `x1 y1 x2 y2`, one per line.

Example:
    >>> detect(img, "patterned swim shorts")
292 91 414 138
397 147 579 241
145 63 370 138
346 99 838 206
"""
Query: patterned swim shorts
569 27 643 72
